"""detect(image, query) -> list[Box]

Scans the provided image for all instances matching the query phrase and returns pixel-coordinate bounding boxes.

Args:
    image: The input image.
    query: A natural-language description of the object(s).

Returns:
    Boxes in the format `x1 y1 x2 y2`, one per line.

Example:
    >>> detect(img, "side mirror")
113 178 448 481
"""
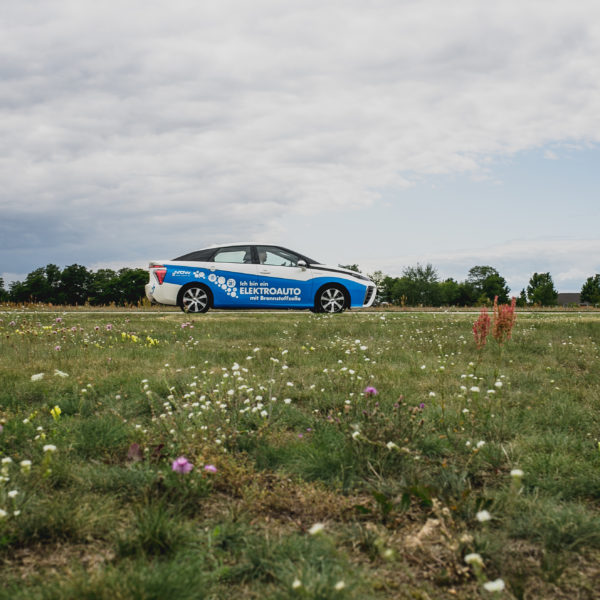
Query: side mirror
298 260 307 270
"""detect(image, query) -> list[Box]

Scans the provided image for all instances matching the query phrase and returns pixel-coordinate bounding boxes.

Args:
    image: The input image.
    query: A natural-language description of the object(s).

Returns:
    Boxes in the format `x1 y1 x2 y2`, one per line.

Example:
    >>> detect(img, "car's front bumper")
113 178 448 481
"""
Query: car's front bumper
363 284 377 307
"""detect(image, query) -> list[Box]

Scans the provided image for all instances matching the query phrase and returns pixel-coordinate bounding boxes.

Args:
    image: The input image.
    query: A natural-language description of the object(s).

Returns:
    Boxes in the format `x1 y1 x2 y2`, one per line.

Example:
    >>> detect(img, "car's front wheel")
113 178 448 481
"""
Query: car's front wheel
179 284 211 313
315 284 347 313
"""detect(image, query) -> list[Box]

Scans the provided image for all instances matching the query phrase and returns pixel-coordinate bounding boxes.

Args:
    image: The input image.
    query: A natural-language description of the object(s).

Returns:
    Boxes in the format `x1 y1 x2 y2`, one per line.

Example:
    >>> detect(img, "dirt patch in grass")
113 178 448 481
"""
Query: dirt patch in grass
1 542 115 580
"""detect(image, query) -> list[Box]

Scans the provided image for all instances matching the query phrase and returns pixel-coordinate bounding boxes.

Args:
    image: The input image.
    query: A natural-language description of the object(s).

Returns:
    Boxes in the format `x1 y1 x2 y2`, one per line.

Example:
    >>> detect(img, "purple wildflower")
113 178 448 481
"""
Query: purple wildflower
363 386 378 397
204 464 217 474
172 456 194 474
419 403 426 409
106 323 113 331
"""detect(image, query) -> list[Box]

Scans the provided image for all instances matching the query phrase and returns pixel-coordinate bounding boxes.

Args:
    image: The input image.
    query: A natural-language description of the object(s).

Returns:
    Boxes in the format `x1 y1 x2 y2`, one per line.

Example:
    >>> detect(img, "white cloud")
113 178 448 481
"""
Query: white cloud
1 1 600 274
363 238 600 293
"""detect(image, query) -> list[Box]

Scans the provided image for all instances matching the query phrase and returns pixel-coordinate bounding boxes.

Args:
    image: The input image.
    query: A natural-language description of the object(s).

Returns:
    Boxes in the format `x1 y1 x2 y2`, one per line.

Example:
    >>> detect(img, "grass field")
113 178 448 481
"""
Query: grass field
0 309 599 599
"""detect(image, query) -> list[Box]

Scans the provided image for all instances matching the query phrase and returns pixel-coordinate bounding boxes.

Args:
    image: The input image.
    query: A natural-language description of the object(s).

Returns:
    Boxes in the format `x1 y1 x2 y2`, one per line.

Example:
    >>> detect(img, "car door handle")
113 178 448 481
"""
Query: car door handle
259 269 271 274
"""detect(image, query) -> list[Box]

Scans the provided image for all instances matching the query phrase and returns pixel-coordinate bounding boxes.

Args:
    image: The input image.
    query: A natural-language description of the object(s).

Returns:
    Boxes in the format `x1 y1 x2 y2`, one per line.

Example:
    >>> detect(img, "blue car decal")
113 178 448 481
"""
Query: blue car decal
163 265 369 309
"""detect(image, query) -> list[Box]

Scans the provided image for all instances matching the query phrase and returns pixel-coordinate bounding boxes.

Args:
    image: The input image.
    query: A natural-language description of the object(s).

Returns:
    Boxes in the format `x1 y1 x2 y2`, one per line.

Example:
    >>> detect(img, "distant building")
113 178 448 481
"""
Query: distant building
557 293 590 307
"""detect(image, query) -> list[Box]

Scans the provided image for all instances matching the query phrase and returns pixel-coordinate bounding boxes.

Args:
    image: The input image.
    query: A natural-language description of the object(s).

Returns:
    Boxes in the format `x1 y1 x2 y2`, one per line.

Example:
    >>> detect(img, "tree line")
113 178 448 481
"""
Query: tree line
0 264 148 306
0 262 599 307
342 264 600 307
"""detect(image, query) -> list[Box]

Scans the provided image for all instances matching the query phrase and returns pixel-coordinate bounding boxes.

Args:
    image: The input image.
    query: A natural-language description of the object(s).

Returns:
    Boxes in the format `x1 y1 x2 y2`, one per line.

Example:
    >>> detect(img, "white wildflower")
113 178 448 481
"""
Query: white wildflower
309 523 325 535
483 578 505 592
476 510 492 522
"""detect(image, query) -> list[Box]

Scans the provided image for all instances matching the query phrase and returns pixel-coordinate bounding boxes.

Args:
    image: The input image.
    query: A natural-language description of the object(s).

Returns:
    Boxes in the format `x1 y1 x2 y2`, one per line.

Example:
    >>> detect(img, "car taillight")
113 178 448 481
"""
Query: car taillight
151 264 167 285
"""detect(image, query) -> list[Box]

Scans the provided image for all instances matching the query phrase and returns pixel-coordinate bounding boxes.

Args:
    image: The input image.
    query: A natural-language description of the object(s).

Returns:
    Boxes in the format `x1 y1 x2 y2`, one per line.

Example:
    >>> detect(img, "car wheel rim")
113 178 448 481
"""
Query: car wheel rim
182 288 208 312
320 288 345 313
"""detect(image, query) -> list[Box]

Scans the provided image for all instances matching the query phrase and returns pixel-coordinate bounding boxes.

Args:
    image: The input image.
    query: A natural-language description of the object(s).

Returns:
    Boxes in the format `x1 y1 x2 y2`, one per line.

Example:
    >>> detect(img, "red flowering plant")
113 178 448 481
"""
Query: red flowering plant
492 296 517 345
473 307 491 350
473 296 517 350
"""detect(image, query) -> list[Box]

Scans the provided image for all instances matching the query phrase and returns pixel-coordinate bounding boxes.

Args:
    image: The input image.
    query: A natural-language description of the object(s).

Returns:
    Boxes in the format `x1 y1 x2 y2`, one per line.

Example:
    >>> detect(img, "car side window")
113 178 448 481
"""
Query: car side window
257 246 300 267
213 246 253 264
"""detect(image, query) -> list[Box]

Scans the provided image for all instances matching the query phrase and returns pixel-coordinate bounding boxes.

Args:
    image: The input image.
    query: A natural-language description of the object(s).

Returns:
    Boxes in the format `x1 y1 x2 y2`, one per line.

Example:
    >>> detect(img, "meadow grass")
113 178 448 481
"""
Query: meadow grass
0 310 599 599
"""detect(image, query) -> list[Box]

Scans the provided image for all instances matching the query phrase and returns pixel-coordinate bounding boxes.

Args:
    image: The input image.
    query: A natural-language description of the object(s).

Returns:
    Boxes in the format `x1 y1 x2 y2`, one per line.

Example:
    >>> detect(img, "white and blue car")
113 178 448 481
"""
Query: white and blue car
146 243 376 313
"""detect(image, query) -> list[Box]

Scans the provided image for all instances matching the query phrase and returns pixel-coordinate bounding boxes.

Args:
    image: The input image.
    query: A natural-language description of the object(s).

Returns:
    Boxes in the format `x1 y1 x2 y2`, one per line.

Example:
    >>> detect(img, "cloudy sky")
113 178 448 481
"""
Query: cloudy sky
2 0 599 293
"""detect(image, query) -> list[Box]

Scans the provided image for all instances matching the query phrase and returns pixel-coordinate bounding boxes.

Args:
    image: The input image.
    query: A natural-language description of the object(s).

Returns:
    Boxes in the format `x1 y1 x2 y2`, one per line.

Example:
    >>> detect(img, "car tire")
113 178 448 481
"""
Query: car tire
179 284 211 314
315 284 348 313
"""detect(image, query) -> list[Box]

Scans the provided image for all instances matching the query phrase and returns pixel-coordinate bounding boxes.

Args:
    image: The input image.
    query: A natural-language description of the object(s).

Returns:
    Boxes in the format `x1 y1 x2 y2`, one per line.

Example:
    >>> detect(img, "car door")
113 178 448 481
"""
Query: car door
206 245 258 308
252 245 314 308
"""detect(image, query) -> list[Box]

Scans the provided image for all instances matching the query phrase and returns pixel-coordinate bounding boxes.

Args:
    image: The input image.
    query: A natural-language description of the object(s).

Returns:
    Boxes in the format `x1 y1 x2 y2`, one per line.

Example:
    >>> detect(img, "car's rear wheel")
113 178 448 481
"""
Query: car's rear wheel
179 284 210 313
315 284 347 313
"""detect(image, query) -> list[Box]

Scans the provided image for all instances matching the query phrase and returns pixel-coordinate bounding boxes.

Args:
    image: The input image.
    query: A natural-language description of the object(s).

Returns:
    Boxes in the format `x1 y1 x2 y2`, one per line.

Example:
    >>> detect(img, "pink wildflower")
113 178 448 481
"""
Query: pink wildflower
204 464 217 474
54 345 61 351
172 456 194 474
363 386 378 397
106 324 113 331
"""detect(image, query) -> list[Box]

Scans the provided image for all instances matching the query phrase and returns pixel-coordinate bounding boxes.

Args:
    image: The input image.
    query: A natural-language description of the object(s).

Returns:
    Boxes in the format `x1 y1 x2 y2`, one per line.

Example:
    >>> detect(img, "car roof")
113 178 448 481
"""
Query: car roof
202 242 287 249
173 243 320 265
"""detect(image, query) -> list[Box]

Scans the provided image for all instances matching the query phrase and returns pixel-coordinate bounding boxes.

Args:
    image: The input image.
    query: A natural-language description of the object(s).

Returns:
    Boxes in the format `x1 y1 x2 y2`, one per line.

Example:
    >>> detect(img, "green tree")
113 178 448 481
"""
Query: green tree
527 272 558 306
10 264 62 303
438 278 460 305
516 289 528 307
89 269 119 305
399 263 440 306
379 276 398 304
114 268 148 305
390 276 411 305
0 276 7 302
467 265 510 303
58 264 93 305
456 281 477 306
580 274 600 305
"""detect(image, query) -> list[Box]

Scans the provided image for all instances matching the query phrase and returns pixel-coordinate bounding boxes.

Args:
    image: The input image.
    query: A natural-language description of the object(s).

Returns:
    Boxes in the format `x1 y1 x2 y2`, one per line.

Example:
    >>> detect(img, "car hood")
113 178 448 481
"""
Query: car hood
312 263 372 282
